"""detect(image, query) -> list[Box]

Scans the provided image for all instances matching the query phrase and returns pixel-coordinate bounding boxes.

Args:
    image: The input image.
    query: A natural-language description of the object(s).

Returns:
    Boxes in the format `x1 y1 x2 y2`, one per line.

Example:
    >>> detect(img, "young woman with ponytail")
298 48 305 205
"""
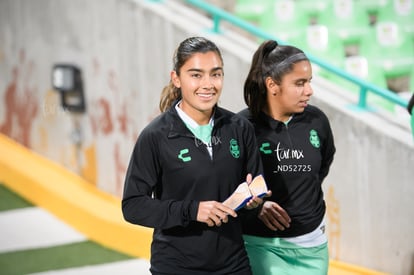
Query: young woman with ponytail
239 40 336 275
122 36 265 274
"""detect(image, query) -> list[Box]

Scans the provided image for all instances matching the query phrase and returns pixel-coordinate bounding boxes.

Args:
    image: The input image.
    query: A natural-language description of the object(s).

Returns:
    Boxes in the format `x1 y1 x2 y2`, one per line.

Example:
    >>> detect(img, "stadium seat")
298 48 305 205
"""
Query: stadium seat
296 24 346 78
344 55 395 112
294 0 331 24
344 56 388 90
359 21 414 79
358 0 389 17
233 0 272 23
376 0 414 40
318 0 371 48
258 0 310 44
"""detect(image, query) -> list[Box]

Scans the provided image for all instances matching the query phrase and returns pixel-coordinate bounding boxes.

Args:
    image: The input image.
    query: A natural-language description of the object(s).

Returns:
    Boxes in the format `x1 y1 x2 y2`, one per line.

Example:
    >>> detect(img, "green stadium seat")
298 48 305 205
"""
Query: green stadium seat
294 0 331 24
376 0 414 40
359 21 414 79
358 0 389 17
233 0 272 23
344 55 395 112
258 0 310 44
344 56 388 89
318 0 372 48
295 24 346 78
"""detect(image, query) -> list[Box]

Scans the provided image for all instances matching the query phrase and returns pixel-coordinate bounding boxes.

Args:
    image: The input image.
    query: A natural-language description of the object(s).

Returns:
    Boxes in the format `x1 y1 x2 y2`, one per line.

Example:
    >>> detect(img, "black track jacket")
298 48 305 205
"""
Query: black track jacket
239 105 335 238
122 104 262 274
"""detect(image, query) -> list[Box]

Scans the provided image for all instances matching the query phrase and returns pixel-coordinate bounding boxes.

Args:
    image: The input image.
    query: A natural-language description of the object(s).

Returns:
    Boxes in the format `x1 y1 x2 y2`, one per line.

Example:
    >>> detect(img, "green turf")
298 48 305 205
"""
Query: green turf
0 241 133 275
0 183 33 211
0 183 136 274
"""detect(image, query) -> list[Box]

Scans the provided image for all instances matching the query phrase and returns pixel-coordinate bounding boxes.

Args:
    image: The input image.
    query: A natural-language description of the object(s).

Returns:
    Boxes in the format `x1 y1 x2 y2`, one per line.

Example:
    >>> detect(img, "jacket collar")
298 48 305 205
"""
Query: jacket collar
258 109 305 130
166 100 225 138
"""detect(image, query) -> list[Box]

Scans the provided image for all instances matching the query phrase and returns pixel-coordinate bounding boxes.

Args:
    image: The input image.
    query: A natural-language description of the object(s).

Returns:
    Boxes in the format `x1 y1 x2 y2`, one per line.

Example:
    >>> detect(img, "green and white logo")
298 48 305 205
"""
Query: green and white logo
260 142 272 154
178 148 191 162
309 129 320 148
229 139 240 158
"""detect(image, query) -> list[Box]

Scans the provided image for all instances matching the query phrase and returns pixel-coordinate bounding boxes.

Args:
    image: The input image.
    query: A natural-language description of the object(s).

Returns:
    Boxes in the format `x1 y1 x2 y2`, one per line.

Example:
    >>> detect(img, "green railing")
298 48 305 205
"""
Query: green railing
184 0 408 110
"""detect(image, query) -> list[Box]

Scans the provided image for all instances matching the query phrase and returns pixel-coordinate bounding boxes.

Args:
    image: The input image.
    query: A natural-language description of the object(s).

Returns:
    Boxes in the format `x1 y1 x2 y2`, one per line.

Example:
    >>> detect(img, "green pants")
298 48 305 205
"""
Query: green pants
244 235 329 275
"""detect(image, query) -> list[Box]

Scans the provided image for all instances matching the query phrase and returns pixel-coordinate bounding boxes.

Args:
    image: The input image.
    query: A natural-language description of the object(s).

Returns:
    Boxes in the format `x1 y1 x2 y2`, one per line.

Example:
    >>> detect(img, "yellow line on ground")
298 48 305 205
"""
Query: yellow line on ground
0 134 152 259
329 260 389 275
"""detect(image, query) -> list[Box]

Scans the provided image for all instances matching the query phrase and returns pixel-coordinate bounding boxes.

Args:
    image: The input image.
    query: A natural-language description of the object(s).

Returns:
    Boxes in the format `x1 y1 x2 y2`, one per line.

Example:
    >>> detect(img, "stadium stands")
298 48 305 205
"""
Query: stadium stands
357 0 388 23
376 0 414 40
359 21 414 96
257 0 310 44
232 0 413 110
295 0 330 24
297 25 346 71
233 0 271 23
343 56 395 112
318 0 372 52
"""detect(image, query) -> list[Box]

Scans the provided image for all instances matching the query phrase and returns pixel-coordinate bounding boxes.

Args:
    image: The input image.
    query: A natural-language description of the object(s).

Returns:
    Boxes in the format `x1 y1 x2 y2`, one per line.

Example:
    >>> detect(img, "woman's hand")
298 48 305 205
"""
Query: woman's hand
259 201 291 231
245 190 272 209
244 173 272 210
197 201 237 227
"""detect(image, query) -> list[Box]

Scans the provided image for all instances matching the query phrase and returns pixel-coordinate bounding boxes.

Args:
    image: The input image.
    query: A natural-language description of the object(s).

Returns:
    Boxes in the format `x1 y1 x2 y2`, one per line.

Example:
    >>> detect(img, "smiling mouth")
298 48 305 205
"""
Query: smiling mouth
196 92 215 99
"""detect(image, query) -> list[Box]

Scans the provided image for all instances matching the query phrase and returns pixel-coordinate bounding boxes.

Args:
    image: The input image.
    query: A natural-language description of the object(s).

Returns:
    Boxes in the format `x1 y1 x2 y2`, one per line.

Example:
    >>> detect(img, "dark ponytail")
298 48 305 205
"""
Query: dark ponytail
159 81 180 113
244 40 279 118
244 40 308 118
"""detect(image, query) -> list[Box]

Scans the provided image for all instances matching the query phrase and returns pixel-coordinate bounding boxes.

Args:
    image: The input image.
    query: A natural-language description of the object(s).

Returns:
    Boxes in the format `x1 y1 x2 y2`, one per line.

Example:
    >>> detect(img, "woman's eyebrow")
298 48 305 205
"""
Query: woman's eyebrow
186 68 203 73
186 67 223 73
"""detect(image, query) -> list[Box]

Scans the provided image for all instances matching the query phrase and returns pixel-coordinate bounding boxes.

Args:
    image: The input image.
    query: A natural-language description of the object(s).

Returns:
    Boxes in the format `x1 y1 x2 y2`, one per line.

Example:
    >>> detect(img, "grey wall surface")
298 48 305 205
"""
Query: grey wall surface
0 0 413 274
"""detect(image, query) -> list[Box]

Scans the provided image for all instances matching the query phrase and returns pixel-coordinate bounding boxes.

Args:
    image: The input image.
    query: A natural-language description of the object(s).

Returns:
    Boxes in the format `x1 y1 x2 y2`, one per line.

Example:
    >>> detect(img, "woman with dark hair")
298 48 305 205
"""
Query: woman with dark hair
122 36 265 274
239 40 336 274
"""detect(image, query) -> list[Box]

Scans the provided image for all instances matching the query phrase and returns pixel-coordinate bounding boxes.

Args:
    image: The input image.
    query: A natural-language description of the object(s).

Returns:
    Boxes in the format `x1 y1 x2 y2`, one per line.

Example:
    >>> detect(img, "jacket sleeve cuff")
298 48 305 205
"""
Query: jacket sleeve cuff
189 200 199 221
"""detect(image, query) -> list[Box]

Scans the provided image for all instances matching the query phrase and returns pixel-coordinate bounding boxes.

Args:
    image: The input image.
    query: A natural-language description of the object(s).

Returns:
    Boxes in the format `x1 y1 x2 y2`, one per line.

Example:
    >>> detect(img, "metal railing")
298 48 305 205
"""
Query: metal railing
184 0 409 110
